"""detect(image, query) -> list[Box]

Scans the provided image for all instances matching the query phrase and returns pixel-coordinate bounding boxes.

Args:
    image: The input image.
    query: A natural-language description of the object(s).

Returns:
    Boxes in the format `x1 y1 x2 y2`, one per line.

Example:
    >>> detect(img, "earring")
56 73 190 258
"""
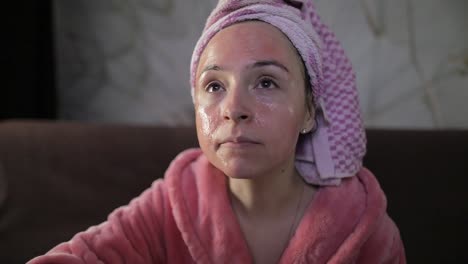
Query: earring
301 128 308 134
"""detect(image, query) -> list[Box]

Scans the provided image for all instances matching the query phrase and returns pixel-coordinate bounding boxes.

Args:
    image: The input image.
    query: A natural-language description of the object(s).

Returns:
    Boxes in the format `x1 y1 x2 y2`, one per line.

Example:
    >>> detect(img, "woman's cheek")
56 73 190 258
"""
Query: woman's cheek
196 104 224 149
254 94 276 126
197 107 213 136
287 106 297 118
255 94 296 127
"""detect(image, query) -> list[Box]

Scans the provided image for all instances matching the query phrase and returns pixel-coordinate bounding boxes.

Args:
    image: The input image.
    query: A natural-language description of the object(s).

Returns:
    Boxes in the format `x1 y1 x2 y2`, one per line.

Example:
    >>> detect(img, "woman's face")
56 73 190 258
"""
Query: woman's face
194 21 314 179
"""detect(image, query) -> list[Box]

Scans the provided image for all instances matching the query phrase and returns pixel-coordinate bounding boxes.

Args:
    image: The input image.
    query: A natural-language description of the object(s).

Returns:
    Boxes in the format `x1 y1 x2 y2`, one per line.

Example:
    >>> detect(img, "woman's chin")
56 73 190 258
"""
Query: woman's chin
217 160 263 180
206 150 269 179
225 171 256 180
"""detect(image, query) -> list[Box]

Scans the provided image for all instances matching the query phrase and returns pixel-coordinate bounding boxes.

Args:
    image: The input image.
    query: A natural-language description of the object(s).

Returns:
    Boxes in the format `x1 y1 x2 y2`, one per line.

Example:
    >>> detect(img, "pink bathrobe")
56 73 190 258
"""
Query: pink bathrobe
28 149 405 264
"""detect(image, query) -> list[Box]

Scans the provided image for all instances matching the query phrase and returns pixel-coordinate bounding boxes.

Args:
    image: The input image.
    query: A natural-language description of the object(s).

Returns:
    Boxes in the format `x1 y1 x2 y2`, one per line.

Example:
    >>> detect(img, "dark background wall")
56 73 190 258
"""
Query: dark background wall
2 1 56 119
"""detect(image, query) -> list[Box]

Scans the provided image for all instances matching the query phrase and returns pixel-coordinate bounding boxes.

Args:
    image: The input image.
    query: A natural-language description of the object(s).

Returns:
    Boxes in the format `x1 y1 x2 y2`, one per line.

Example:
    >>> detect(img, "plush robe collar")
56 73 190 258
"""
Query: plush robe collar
165 149 386 264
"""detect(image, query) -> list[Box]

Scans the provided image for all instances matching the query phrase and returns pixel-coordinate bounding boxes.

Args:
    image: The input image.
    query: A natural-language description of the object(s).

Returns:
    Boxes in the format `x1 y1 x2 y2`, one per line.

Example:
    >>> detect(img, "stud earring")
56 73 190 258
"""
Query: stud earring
301 128 308 134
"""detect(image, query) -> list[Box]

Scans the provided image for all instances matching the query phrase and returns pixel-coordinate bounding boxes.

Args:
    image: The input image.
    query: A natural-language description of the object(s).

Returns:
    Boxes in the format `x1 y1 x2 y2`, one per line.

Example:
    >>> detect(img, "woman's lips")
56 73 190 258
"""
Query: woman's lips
219 136 260 148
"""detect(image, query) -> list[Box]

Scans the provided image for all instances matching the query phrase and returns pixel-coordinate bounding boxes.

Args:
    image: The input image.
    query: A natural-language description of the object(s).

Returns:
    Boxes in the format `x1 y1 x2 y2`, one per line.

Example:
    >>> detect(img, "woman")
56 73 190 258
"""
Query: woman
28 0 405 263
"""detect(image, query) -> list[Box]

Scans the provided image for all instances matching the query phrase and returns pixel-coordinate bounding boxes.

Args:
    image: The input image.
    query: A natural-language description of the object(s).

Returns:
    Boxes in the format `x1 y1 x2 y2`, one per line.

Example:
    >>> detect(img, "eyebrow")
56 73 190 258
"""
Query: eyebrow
200 60 290 75
201 64 222 74
250 60 290 73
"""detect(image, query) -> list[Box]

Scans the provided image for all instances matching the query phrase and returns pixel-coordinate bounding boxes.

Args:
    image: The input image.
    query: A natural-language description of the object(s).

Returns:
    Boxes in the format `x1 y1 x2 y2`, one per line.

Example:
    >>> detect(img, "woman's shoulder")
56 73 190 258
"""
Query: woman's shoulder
317 168 405 262
163 147 226 197
318 167 388 233
332 167 387 209
130 148 205 209
97 148 206 226
350 167 388 217
356 167 389 215
355 167 383 190
352 168 406 262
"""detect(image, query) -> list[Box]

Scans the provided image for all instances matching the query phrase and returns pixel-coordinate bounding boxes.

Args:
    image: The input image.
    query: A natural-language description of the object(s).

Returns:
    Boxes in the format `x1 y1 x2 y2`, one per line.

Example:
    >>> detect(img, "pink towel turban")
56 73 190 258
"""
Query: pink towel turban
190 0 366 186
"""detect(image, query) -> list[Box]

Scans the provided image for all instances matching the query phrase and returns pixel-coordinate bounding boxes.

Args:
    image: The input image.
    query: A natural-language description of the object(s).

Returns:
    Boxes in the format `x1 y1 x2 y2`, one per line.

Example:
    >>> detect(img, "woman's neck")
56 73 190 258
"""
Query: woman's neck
227 162 304 218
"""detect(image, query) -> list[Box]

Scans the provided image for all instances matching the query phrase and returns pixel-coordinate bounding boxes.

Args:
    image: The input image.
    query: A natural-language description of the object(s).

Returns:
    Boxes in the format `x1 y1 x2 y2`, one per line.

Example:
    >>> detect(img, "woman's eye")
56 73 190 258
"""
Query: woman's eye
257 78 276 89
205 82 223 93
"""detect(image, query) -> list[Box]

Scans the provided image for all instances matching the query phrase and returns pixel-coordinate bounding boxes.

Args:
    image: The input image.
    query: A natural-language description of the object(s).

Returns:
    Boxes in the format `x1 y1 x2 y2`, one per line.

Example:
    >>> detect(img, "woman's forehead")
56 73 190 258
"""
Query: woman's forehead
198 21 302 73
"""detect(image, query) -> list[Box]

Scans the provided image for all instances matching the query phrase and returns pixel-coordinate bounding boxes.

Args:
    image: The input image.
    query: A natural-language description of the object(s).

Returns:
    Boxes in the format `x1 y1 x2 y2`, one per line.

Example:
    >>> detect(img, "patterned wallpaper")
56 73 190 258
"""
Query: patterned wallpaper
54 0 468 128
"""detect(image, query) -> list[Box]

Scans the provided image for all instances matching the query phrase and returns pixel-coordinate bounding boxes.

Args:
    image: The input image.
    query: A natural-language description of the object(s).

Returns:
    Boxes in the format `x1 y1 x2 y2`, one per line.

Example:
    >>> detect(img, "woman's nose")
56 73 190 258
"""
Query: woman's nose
221 88 252 123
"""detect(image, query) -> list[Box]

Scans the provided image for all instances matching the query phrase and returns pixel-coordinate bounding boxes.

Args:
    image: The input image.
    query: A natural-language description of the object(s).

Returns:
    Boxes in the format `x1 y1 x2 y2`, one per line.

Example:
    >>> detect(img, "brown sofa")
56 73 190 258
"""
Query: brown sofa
0 120 467 263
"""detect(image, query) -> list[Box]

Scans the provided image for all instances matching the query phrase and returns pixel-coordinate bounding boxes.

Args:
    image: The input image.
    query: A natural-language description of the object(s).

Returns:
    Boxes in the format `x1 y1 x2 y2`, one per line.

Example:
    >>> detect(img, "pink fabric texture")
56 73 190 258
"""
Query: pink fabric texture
190 0 366 186
28 149 405 264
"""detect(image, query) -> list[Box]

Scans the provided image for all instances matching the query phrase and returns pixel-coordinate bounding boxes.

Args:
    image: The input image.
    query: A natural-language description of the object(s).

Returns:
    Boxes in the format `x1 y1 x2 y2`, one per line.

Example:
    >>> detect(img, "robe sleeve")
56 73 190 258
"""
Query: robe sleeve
356 213 406 264
27 179 167 264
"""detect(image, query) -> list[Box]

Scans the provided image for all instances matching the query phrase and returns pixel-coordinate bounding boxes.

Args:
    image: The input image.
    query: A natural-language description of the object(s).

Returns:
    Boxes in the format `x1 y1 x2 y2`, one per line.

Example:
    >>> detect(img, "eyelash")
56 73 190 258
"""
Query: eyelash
256 77 278 89
204 81 224 93
203 76 278 93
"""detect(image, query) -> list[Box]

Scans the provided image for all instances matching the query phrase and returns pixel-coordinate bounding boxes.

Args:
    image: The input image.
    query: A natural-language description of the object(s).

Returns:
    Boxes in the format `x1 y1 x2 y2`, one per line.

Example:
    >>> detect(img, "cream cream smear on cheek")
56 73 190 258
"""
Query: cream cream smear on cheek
197 107 213 140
